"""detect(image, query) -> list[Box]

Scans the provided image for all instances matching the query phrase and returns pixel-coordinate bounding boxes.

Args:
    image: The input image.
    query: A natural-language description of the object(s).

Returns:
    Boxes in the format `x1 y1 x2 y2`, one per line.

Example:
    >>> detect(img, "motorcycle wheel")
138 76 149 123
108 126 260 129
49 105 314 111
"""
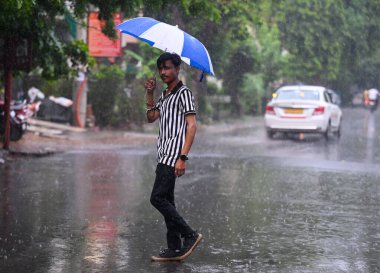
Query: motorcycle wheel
10 124 24 141
0 115 4 134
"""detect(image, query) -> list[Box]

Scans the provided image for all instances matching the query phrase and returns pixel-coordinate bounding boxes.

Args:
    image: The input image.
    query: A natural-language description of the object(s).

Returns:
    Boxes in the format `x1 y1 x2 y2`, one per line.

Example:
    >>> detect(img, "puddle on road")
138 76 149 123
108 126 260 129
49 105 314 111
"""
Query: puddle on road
1 150 379 272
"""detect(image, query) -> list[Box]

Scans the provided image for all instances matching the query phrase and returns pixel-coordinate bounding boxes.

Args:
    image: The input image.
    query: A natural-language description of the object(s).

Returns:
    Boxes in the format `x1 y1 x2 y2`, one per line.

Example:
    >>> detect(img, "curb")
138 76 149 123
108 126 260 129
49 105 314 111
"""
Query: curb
9 148 59 157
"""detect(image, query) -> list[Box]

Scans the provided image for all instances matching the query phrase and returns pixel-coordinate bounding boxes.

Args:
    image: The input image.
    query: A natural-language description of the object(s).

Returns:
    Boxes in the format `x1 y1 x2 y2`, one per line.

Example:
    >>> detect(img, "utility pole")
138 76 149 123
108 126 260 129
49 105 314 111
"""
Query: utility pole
1 37 31 149
3 38 14 150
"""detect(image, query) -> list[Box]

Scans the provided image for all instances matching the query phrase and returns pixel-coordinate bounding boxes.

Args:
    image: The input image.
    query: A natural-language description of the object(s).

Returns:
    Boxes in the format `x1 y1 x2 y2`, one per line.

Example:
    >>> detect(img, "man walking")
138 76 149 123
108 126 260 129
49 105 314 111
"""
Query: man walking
368 88 379 108
144 52 202 260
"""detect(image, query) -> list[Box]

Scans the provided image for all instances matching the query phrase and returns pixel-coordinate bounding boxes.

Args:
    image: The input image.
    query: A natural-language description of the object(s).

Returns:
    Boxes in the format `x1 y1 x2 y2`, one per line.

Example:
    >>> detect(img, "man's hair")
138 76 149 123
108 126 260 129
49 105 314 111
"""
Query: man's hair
157 52 182 68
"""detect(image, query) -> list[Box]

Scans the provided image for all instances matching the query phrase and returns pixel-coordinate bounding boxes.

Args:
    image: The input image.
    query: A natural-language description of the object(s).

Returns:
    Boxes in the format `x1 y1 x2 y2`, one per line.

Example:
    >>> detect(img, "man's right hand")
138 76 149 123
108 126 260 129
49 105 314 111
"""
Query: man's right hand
144 77 156 93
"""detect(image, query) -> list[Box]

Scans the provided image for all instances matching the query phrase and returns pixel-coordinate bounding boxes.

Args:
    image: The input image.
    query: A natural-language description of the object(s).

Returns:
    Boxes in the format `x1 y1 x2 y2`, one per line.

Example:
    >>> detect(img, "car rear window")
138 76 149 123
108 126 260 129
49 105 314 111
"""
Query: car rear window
276 89 320 101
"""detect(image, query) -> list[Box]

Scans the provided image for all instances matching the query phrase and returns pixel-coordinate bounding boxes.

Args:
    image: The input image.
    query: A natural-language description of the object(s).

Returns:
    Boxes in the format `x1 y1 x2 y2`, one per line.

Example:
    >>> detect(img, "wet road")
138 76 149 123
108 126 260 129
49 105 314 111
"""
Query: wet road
1 107 379 273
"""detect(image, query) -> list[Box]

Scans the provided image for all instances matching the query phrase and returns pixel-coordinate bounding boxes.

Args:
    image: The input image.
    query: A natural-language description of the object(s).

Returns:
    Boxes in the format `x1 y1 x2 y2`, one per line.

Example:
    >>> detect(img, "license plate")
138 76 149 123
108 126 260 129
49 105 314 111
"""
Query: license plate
284 108 303 114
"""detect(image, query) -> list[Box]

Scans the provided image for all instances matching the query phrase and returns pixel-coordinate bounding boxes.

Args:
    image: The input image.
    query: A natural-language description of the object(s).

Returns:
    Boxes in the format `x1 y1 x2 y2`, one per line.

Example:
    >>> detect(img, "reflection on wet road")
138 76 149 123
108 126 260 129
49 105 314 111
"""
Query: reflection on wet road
1 108 379 272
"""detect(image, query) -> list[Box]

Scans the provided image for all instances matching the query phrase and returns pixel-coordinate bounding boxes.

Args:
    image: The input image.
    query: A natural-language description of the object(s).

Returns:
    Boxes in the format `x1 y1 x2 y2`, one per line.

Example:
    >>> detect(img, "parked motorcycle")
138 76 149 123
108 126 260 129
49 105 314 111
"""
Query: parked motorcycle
369 99 378 113
0 100 30 141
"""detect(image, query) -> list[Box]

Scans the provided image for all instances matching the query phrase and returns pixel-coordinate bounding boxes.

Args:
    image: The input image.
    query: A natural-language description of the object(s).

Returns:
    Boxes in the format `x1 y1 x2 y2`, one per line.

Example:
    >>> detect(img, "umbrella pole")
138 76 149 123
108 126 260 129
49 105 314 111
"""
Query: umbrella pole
199 71 205 82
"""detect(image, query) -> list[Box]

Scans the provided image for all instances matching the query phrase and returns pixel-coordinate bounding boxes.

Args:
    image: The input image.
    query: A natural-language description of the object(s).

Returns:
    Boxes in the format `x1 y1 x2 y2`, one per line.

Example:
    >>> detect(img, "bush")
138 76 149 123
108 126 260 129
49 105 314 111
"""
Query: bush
88 65 125 127
240 73 265 115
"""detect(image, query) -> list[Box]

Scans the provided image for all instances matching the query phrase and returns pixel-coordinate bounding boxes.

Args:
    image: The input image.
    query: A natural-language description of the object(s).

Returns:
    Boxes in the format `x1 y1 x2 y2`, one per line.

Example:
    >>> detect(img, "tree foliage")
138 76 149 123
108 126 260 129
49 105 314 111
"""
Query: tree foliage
273 0 380 94
0 0 140 79
88 64 126 127
3 0 380 123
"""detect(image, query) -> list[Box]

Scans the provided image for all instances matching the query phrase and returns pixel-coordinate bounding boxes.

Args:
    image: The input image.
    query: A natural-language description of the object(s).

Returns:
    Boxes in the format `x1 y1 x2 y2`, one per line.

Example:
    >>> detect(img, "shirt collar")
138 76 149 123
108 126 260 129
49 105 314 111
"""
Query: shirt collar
163 81 183 96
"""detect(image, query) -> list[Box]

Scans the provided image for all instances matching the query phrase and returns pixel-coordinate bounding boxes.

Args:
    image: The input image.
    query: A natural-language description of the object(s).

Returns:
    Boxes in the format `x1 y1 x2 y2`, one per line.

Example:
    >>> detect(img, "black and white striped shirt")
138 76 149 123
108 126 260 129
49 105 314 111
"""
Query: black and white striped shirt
154 81 196 167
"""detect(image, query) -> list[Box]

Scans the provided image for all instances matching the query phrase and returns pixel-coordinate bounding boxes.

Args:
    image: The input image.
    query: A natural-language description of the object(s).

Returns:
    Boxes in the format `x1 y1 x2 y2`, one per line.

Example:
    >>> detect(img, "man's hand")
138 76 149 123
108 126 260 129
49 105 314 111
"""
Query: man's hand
144 77 156 93
175 159 186 177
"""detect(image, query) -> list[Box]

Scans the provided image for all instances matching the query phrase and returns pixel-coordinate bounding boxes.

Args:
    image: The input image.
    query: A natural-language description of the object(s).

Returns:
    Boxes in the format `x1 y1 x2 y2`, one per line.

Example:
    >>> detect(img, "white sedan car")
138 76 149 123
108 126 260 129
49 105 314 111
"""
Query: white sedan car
264 85 342 139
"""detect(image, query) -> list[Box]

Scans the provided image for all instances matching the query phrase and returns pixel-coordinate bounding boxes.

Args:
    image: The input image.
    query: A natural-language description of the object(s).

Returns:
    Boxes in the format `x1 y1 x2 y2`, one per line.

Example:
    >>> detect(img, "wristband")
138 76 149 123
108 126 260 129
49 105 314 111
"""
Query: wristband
146 106 156 113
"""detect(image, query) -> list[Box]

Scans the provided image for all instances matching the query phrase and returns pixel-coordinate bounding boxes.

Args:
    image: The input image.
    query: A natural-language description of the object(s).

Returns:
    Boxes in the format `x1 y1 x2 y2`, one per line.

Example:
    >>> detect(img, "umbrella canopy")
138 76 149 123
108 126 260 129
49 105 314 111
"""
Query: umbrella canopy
116 17 214 76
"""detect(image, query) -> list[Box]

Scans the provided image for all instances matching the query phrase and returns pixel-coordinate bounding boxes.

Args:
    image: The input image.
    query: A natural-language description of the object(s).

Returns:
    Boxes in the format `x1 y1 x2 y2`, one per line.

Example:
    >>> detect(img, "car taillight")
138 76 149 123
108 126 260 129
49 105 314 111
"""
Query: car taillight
265 105 275 115
313 106 325 115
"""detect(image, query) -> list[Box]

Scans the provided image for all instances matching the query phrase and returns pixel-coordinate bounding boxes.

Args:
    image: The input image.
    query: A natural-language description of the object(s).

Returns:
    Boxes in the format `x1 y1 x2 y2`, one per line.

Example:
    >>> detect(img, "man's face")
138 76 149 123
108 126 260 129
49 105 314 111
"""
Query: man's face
158 60 179 84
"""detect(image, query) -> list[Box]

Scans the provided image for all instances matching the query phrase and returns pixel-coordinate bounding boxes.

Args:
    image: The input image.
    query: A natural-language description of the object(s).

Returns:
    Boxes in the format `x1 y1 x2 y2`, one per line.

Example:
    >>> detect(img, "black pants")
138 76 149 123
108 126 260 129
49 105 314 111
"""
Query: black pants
150 163 194 250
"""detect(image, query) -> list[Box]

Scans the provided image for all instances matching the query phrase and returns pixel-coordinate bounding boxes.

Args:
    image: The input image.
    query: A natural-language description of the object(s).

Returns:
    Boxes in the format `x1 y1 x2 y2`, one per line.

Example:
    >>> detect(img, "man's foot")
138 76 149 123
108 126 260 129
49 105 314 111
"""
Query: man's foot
181 232 203 259
151 248 182 262
159 248 181 258
151 234 203 262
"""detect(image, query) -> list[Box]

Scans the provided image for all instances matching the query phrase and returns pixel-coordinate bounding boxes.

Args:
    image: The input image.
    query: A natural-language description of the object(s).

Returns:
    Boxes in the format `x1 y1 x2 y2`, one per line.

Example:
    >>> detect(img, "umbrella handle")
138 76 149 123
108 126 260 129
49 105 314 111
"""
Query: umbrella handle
199 71 205 82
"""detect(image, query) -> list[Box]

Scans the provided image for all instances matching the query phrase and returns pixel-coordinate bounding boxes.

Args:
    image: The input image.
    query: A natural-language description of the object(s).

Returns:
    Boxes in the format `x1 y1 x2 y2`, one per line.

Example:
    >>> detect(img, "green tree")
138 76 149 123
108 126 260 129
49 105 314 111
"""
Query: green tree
88 64 125 127
275 0 346 84
223 39 259 116
241 73 265 115
333 0 380 93
0 0 141 79
0 0 240 78
271 0 380 102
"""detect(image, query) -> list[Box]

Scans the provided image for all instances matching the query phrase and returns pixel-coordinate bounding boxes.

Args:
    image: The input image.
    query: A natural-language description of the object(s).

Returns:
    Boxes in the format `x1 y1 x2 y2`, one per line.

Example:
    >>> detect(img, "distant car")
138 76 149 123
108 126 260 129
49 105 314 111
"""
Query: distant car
264 85 343 139
351 92 363 107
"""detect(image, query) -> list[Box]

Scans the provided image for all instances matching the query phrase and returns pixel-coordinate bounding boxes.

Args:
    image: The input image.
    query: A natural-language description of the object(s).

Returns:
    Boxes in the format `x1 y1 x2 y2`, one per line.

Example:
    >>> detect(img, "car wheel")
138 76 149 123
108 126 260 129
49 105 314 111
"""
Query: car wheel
336 127 341 138
324 121 332 140
266 130 275 139
336 123 341 138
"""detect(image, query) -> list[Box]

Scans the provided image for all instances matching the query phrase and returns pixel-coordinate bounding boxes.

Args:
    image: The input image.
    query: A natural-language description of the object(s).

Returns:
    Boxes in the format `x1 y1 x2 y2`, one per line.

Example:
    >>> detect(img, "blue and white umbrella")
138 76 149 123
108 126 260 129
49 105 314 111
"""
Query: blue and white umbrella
116 17 214 76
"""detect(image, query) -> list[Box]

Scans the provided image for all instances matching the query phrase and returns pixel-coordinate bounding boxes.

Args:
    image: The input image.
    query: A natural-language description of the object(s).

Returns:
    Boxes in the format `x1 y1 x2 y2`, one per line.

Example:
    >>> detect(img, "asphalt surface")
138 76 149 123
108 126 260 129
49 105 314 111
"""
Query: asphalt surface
0 107 379 273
